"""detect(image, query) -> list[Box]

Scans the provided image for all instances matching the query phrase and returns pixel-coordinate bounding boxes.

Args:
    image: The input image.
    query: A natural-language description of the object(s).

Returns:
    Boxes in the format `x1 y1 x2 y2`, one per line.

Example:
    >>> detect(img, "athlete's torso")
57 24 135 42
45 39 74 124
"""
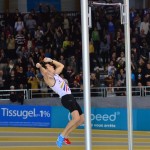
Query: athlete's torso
50 74 71 98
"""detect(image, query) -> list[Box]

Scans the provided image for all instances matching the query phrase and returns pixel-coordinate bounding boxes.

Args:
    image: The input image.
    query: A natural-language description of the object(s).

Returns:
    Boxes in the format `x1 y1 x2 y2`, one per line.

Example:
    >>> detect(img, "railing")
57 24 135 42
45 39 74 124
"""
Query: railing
0 89 28 100
0 86 149 100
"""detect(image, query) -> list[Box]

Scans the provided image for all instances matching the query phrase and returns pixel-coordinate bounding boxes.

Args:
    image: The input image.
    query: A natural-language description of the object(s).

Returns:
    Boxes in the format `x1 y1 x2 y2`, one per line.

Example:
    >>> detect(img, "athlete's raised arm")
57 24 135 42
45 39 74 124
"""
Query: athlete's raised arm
43 57 64 75
36 63 47 76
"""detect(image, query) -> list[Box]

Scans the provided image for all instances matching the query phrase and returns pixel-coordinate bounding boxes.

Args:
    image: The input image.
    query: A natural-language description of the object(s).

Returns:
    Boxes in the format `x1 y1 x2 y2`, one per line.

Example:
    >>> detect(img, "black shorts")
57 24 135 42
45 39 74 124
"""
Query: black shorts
61 94 83 115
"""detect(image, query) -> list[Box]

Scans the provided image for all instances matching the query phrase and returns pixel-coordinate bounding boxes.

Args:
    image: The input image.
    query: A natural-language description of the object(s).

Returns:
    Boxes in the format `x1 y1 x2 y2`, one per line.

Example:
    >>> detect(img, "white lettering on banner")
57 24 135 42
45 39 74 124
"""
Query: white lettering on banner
68 111 120 129
91 112 120 122
68 112 120 122
1 108 50 119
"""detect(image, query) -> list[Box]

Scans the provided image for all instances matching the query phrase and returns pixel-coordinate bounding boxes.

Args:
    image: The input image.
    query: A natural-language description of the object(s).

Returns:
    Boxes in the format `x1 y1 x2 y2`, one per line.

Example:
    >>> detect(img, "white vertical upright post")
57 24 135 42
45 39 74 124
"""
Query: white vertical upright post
80 0 92 150
124 0 133 150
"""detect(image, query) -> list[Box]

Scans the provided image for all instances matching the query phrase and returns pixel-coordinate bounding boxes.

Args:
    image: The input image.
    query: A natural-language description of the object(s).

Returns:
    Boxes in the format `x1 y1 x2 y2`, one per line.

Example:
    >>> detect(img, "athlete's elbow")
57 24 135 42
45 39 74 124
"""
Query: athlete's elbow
61 64 64 69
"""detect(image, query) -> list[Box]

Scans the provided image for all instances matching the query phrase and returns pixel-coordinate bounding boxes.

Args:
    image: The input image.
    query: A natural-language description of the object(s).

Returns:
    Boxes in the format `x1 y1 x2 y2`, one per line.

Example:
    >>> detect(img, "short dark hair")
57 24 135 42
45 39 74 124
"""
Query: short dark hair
40 61 55 69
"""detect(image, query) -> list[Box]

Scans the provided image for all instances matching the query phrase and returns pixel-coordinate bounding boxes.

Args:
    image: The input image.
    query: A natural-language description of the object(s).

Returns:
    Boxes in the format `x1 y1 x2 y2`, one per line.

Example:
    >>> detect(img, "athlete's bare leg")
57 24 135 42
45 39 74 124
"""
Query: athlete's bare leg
64 114 84 138
61 110 81 137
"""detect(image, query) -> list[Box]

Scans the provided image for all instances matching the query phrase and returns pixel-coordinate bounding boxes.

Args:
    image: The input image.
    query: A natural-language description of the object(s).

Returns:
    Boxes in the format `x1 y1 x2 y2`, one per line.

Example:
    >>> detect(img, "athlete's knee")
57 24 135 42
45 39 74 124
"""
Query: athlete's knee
79 115 84 124
75 115 84 126
73 115 80 124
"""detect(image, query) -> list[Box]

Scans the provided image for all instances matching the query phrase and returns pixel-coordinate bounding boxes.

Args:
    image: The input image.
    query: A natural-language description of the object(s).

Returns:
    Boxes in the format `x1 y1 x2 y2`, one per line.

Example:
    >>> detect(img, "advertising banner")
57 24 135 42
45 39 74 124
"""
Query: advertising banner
51 107 129 130
0 105 51 127
0 105 150 131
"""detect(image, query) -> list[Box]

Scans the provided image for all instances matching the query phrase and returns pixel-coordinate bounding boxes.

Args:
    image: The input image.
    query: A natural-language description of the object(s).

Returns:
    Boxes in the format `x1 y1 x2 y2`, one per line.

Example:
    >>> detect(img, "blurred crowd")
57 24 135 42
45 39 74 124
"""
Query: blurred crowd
0 3 150 98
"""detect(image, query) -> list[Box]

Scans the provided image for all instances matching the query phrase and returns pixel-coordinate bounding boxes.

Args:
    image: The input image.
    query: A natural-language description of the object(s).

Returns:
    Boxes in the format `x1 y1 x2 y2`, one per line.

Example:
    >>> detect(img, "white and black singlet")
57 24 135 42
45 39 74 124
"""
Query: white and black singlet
51 74 82 115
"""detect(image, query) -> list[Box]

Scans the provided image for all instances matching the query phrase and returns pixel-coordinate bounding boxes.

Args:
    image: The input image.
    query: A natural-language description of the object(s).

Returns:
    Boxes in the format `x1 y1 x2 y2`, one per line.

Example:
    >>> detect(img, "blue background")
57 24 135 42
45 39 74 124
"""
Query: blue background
27 0 61 12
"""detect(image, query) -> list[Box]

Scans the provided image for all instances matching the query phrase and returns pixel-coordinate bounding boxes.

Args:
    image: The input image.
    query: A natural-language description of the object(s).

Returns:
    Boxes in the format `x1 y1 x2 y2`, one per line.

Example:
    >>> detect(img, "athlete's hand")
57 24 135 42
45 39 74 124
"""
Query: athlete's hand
36 63 41 68
43 57 53 63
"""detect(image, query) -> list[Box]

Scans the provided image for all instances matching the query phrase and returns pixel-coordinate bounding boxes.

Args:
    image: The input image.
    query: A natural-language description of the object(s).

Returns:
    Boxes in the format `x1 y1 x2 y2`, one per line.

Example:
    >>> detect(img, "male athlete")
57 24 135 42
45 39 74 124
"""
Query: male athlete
36 57 84 148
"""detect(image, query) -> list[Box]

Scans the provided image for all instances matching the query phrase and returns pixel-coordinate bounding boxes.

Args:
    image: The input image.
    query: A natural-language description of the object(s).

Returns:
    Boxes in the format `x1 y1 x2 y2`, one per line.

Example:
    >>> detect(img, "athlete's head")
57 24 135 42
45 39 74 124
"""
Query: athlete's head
40 61 55 72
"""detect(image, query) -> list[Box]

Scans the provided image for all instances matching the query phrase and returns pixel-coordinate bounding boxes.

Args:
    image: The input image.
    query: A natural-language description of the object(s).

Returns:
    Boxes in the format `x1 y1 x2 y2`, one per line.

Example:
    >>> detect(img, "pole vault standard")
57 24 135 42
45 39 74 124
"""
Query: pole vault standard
81 0 133 150
123 1 133 150
81 1 92 150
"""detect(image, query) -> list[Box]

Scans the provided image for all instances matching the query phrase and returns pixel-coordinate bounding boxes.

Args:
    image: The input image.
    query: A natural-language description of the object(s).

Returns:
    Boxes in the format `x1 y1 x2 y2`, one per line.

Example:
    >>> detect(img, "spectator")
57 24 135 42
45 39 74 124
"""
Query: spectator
94 66 101 81
135 82 145 96
39 77 48 98
90 73 99 96
25 33 35 51
131 69 136 86
44 37 52 49
144 61 150 86
115 80 125 96
70 79 80 97
68 56 77 73
63 14 70 36
135 67 143 85
31 47 40 64
34 25 44 48
26 65 35 79
0 49 6 63
15 31 25 48
54 26 64 49
14 17 24 32
27 76 40 98
65 65 75 84
89 39 100 70
107 60 116 76
62 36 71 57
107 16 115 40
131 37 140 59
13 9 22 23
133 13 141 30
140 16 149 36
27 56 35 67
91 27 100 55
100 38 110 65
0 70 5 90
25 14 37 37
10 85 17 103
44 22 54 43
105 75 114 87
17 83 24 105
137 56 147 85
116 51 125 70
107 83 116 97
130 7 137 28
5 59 15 76
59 55 66 66
0 32 6 50
132 27 141 44
6 34 16 59
15 66 27 88
113 30 123 50
116 68 126 86
111 51 117 65
4 9 13 26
